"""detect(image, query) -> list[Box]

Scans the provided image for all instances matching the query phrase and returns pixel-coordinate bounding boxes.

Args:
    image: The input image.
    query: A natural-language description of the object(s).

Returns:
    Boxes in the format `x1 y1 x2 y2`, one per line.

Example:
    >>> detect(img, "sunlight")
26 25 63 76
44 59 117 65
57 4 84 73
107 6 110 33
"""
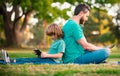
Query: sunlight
107 4 119 16
52 2 71 10
6 3 13 12
52 2 75 25
11 12 15 21
92 31 99 35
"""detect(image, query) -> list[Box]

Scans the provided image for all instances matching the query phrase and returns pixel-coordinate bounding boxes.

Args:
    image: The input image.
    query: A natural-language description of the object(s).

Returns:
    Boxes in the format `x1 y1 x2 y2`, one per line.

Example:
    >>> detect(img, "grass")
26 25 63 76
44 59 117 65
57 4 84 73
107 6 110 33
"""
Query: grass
0 47 120 76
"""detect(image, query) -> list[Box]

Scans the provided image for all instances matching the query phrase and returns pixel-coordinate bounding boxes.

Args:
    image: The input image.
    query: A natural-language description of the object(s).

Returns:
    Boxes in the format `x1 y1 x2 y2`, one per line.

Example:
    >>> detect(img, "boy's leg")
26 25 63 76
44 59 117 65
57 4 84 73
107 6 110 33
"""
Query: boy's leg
12 58 57 64
74 48 110 64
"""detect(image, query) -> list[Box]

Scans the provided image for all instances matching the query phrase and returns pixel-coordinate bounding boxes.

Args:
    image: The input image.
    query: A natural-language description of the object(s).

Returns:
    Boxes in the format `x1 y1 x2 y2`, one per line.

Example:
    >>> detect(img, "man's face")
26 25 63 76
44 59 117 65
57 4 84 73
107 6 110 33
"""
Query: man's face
79 11 90 24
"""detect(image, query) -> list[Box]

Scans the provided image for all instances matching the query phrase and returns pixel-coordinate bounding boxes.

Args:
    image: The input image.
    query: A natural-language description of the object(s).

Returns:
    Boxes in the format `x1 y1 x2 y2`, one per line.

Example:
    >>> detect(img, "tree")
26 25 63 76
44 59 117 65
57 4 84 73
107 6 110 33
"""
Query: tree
0 0 70 47
114 5 120 44
83 8 115 45
96 1 120 44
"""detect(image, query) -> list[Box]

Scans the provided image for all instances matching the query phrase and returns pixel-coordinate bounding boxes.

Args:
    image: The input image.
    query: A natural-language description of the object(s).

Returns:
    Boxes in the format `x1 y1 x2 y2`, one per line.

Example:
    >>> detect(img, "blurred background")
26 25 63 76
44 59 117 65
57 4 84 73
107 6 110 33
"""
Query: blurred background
0 0 120 49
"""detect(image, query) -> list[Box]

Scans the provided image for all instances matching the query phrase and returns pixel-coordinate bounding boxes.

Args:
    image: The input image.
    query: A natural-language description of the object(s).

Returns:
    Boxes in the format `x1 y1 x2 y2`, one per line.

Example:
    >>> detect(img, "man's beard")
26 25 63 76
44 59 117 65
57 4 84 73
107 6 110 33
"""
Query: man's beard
79 17 85 25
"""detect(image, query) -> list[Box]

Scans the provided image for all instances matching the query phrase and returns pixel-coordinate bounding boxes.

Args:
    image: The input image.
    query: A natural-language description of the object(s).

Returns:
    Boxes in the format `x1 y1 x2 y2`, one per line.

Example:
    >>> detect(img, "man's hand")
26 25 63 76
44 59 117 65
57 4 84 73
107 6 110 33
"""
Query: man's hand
107 47 112 54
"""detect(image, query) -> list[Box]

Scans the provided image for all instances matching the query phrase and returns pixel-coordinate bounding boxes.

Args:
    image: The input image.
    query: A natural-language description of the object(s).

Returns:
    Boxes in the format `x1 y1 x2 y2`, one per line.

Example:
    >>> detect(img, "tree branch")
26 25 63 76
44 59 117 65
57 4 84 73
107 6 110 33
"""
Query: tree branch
20 10 34 32
12 5 22 31
1 3 13 30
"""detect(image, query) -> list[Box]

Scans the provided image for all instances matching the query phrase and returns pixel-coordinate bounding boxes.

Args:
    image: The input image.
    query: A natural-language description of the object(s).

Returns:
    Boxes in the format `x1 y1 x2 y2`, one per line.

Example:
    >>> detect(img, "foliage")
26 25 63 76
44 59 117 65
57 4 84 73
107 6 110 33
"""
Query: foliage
28 22 44 46
84 8 115 44
0 0 70 47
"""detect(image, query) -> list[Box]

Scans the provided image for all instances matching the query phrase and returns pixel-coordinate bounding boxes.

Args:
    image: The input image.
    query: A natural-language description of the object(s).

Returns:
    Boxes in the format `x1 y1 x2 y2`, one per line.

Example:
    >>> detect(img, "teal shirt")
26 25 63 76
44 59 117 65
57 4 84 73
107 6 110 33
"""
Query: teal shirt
62 19 85 63
48 39 65 63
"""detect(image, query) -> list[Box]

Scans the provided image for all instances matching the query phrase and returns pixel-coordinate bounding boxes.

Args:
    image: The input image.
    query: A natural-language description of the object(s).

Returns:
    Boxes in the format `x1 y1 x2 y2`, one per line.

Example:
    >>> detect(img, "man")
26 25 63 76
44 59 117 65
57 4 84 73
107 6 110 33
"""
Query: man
62 3 111 64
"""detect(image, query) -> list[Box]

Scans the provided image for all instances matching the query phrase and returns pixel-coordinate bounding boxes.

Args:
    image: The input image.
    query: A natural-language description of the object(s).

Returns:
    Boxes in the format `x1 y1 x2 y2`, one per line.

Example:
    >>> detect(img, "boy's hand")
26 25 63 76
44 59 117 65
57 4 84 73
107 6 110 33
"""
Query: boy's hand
33 49 41 57
41 52 48 58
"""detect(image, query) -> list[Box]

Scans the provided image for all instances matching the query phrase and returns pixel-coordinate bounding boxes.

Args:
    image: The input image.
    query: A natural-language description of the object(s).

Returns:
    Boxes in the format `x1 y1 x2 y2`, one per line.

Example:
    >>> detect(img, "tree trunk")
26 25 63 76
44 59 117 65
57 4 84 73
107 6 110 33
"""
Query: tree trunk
3 12 19 46
43 20 48 48
1 3 33 47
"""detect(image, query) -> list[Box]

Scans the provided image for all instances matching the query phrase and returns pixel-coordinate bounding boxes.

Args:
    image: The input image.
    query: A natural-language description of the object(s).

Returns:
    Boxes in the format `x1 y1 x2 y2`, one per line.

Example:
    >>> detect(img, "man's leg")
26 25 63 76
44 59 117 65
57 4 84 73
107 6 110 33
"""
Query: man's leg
74 48 110 64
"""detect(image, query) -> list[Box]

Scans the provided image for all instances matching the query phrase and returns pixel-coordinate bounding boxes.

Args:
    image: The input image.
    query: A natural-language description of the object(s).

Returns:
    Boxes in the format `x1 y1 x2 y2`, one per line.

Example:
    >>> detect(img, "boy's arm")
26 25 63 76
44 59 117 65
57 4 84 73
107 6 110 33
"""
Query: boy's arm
41 52 63 58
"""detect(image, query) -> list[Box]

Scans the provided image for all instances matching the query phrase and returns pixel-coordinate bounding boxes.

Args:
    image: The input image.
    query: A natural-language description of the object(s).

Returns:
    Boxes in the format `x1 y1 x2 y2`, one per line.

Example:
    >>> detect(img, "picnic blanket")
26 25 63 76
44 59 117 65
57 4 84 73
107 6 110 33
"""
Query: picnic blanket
0 57 120 64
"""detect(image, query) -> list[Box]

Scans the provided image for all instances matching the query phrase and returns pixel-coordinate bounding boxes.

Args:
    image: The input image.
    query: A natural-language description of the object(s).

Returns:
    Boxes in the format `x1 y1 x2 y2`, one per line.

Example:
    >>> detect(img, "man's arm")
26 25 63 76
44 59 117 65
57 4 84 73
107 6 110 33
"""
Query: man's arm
41 52 63 58
77 37 100 51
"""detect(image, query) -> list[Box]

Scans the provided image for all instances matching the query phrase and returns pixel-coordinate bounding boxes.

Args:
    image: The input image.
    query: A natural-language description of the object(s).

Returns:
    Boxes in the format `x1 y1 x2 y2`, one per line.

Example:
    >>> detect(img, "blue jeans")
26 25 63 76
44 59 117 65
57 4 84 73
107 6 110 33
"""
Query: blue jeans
10 58 57 64
74 48 110 64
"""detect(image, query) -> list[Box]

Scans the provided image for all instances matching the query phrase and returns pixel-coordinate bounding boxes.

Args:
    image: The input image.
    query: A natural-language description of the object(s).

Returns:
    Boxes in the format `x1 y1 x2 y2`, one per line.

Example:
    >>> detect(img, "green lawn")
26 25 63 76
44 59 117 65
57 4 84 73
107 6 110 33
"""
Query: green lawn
0 47 120 76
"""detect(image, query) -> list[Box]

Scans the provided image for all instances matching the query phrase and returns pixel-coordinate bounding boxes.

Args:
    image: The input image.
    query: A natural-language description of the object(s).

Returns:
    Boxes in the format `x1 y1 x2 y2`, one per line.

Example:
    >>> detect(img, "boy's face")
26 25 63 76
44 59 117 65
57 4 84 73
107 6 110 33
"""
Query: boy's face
50 35 57 40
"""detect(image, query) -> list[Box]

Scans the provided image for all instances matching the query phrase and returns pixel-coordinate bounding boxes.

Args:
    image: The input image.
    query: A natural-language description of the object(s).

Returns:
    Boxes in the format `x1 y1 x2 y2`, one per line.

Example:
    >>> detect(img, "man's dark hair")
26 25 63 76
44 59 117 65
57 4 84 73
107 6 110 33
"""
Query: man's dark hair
74 3 90 15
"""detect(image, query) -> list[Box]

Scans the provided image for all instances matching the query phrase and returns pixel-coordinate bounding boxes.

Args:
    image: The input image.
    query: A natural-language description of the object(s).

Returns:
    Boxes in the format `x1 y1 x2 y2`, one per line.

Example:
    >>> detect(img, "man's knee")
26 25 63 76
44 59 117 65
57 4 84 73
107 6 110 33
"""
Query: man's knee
100 48 110 58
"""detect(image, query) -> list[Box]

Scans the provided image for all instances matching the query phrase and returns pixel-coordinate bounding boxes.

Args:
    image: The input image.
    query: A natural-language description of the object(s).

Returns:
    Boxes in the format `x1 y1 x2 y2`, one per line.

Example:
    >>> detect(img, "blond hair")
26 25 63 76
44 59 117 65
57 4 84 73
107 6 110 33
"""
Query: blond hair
46 23 63 39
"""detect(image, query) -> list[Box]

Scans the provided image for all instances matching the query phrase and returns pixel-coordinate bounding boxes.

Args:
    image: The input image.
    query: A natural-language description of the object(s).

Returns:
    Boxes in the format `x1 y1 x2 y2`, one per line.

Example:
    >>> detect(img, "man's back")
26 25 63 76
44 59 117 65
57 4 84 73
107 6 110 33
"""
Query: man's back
62 19 85 63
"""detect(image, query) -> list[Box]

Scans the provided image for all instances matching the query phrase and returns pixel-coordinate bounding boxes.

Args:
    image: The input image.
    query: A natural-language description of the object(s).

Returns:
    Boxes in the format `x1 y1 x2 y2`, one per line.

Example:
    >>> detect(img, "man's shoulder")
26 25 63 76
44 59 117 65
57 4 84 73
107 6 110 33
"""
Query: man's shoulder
67 19 76 24
63 19 77 28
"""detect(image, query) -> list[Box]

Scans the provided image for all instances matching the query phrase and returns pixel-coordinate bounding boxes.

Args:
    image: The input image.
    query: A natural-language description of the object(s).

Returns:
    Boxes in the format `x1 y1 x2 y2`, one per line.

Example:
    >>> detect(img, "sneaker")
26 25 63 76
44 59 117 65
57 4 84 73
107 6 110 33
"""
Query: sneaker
33 48 41 57
1 49 10 63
